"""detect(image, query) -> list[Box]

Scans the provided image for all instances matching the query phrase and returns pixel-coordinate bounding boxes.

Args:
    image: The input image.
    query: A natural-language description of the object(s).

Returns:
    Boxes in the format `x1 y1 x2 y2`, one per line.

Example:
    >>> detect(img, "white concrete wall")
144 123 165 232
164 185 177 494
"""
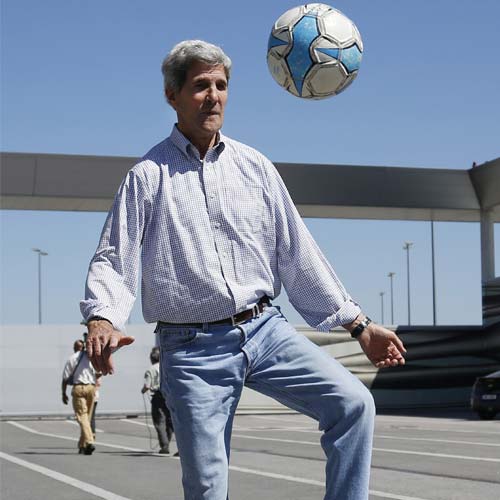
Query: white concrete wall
0 324 282 416
2 323 484 415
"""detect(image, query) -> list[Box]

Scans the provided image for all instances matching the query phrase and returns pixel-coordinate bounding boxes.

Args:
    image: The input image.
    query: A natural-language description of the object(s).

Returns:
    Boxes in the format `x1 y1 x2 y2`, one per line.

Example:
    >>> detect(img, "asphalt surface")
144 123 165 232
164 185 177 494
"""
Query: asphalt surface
1 410 499 500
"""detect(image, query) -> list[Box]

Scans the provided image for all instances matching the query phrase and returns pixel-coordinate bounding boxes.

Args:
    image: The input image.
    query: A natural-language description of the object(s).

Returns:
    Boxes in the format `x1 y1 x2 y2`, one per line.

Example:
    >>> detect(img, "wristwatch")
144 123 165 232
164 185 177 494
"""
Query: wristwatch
350 316 372 338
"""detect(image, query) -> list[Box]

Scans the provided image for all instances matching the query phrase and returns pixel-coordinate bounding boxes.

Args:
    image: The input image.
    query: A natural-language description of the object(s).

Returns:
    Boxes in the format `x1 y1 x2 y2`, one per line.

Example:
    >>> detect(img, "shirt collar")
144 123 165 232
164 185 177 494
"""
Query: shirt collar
169 125 226 161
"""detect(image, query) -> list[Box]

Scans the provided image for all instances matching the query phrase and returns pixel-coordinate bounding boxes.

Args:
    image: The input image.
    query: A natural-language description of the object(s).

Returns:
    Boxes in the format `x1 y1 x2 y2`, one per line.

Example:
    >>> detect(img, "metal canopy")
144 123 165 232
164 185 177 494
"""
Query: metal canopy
1 152 499 222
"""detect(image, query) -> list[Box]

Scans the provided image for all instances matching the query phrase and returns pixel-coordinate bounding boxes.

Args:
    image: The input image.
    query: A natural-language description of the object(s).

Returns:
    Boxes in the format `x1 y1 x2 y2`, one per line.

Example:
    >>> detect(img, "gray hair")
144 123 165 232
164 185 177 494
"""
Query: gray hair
161 40 232 95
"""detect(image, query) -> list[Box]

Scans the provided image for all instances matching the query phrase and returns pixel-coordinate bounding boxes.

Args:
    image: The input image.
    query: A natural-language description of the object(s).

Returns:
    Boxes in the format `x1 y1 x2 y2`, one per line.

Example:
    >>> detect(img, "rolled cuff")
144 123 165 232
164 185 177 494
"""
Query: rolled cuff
316 300 361 332
80 302 124 331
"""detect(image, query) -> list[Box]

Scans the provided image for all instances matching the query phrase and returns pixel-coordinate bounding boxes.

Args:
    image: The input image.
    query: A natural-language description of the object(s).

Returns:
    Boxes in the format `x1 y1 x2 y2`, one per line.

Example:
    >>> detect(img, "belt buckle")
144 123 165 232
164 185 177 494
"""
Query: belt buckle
231 304 260 327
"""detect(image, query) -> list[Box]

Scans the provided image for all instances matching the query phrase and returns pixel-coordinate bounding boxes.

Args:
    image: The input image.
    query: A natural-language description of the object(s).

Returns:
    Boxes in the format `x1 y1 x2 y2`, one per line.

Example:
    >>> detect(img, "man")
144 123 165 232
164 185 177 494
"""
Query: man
62 337 100 455
141 347 174 454
90 376 101 440
82 40 406 499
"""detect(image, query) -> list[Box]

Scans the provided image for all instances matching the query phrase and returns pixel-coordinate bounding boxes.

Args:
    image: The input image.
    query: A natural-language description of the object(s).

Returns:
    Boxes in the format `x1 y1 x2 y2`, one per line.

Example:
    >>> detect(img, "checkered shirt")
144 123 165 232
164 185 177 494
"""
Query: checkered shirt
80 126 360 331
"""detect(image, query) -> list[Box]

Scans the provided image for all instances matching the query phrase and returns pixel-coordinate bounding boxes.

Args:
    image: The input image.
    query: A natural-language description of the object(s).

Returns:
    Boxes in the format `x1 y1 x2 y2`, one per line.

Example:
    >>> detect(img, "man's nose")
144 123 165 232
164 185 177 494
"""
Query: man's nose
205 84 219 103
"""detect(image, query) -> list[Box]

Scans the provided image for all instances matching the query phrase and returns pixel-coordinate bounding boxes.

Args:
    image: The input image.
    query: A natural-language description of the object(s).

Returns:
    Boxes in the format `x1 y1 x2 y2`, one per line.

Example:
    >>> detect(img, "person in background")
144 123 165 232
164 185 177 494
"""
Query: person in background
141 347 174 455
62 336 100 455
90 376 102 439
82 40 406 499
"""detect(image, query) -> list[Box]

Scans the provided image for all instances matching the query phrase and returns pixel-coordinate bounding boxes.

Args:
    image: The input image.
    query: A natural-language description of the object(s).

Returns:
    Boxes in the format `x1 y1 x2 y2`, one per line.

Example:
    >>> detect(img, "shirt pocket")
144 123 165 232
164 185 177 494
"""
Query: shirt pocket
226 185 266 234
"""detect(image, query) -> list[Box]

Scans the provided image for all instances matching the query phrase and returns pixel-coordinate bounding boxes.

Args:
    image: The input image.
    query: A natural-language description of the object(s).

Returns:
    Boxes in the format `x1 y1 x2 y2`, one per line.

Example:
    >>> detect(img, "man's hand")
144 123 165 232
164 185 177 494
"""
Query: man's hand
62 393 69 405
357 323 406 368
86 319 135 375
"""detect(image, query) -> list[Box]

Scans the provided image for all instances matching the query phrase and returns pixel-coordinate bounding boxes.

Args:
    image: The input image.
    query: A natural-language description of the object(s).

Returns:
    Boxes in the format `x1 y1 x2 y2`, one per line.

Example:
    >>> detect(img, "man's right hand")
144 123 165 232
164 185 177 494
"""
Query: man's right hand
86 319 135 375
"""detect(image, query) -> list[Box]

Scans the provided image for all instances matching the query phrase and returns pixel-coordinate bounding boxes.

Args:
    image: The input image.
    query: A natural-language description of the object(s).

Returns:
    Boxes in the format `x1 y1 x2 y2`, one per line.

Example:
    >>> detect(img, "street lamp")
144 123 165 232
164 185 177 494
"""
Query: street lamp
387 272 395 324
403 242 413 325
379 291 385 324
431 221 437 325
32 248 48 324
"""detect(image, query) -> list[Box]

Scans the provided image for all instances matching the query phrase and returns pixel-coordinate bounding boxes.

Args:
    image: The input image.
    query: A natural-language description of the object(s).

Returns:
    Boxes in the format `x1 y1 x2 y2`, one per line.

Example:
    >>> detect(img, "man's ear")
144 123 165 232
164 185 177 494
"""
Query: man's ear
165 88 176 109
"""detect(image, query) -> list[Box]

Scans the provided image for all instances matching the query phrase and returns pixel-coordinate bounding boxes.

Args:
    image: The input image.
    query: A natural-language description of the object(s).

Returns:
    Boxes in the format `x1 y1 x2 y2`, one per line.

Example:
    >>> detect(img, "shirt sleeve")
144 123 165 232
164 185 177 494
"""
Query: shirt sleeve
62 357 75 381
143 369 152 388
265 160 361 331
80 166 152 331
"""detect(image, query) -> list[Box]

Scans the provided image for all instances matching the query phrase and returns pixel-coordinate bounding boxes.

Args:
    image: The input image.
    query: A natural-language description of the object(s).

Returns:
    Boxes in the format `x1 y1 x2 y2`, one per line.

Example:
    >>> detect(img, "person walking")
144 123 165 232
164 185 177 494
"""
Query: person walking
90 376 102 440
82 40 406 499
62 337 100 455
141 347 174 454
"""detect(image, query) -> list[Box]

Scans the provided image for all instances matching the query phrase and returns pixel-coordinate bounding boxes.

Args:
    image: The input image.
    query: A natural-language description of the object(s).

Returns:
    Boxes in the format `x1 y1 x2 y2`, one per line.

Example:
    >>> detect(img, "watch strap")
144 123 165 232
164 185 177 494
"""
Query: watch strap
350 316 372 338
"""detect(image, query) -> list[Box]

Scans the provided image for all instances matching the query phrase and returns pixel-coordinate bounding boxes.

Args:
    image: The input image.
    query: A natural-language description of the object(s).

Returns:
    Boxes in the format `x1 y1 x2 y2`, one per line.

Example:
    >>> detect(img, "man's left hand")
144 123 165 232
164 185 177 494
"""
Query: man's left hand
357 324 407 368
86 319 135 375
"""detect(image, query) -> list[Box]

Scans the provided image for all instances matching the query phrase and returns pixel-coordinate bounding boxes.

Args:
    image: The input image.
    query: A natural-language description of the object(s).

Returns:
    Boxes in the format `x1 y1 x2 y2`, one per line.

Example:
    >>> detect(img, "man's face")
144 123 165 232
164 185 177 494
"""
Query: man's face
166 61 228 147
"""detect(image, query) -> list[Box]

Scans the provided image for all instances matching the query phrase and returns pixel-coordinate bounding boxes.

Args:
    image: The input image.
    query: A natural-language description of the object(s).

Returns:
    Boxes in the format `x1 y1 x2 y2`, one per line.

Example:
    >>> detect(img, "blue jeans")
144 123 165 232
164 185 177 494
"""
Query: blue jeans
158 306 375 500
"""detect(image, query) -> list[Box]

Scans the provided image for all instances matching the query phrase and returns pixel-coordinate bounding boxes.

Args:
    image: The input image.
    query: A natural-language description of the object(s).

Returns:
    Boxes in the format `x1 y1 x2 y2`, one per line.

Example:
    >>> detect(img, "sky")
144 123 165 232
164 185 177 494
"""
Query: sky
1 0 499 328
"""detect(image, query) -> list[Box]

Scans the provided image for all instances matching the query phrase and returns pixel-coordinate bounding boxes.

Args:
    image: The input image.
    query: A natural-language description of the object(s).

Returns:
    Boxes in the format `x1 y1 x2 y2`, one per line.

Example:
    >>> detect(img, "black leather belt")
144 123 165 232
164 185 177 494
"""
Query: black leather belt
158 296 271 328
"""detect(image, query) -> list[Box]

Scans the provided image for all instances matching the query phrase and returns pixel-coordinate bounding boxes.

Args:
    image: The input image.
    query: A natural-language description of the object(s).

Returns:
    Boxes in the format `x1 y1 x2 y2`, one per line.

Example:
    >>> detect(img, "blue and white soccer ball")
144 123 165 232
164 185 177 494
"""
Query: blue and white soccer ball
267 3 363 99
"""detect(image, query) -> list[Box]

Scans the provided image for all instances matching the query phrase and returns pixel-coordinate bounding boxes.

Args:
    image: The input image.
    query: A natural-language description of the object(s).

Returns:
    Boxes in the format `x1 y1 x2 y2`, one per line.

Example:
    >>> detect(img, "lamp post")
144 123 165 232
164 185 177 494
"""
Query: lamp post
387 272 395 324
379 291 385 324
403 241 413 325
431 221 437 325
32 248 48 324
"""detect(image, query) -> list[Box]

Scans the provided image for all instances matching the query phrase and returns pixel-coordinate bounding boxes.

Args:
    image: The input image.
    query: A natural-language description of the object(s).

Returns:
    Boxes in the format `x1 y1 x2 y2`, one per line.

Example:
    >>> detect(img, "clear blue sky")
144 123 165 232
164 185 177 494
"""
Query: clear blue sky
1 0 499 327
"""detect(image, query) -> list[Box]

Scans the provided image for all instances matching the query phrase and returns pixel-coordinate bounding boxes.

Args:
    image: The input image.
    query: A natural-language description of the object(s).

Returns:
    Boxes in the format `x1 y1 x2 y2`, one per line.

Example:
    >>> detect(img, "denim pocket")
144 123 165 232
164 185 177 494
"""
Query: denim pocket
157 327 198 352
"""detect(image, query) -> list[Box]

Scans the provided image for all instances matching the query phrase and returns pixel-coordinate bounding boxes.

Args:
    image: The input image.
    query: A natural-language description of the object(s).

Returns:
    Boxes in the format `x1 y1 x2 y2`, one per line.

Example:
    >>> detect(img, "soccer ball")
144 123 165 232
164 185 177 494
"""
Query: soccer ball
267 3 363 99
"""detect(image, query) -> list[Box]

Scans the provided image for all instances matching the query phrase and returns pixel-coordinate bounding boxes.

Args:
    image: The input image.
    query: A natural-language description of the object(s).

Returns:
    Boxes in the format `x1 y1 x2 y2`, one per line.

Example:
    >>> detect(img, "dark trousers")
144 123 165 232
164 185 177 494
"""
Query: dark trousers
151 391 174 451
90 402 97 436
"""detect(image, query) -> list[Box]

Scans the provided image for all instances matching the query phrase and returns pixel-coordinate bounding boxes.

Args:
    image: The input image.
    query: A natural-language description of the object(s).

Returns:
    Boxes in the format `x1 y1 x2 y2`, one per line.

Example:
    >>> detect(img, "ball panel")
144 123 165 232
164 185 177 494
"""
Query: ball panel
267 52 291 88
334 72 358 95
313 36 341 63
307 62 348 97
315 47 340 63
340 44 362 73
352 24 363 51
286 14 320 95
274 6 303 31
268 30 290 58
286 81 300 97
304 3 332 16
320 9 355 45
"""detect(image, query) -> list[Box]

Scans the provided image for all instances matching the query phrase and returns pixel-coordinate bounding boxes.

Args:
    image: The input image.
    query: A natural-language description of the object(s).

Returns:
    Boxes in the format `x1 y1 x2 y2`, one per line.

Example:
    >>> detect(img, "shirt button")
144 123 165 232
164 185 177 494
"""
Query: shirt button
213 221 221 229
